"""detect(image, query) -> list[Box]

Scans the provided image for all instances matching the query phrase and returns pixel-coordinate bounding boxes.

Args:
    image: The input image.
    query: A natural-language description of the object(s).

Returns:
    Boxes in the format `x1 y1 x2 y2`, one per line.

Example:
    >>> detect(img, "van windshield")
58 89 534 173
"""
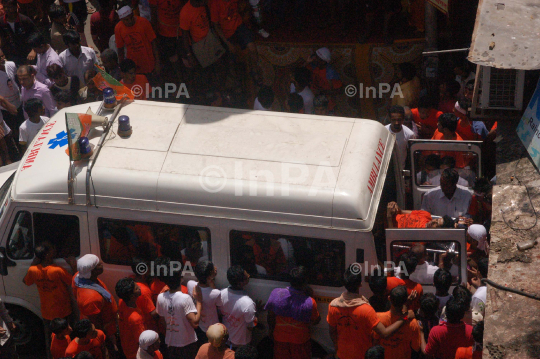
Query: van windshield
0 173 14 223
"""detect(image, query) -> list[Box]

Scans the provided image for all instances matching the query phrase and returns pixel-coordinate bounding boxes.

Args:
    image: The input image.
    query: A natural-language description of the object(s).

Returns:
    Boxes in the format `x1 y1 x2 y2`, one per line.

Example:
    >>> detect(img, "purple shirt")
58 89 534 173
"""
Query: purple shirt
21 80 57 119
34 46 62 88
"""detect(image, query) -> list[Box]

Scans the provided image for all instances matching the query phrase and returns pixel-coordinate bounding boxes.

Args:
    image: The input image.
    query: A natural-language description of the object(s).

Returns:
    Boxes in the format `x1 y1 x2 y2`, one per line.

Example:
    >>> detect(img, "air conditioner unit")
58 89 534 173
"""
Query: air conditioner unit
477 66 525 110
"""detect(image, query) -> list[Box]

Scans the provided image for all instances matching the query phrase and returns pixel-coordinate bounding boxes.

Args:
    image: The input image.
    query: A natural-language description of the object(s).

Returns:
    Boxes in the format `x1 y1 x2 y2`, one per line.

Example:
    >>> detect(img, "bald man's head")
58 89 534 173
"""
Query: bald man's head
411 244 426 264
17 65 35 89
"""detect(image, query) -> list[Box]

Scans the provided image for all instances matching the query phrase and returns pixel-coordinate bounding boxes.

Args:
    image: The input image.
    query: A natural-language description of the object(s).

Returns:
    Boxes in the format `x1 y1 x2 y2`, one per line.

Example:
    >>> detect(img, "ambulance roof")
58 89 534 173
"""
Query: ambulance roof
12 101 394 231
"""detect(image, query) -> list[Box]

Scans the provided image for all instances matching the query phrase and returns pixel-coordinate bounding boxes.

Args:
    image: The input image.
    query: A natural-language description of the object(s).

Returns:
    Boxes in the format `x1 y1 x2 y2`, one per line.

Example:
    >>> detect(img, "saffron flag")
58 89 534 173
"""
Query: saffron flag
65 113 92 161
92 64 134 101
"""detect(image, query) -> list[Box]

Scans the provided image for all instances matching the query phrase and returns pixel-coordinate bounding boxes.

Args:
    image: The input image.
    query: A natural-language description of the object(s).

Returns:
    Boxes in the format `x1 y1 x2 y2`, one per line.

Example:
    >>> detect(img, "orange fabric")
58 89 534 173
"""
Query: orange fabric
454 346 482 359
327 304 380 359
252 243 286 275
150 278 167 303
72 274 118 337
456 120 481 141
386 277 406 294
115 16 157 74
273 297 319 344
374 311 421 359
107 235 137 263
149 0 182 37
65 329 106 359
180 1 210 43
119 299 147 359
136 282 158 332
491 122 497 131
154 352 164 359
17 0 33 4
24 265 73 320
210 0 242 38
50 334 71 359
196 343 235 359
412 108 442 136
122 74 150 100
431 130 463 141
396 211 432 228
403 279 423 312
130 224 155 244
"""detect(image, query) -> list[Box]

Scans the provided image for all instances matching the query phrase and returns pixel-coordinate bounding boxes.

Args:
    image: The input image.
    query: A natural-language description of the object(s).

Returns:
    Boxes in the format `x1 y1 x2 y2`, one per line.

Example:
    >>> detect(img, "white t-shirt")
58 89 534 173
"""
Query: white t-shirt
254 97 270 111
426 173 469 187
385 124 416 170
219 288 257 346
156 291 198 348
187 281 222 332
409 261 439 284
290 83 315 114
19 116 49 144
0 61 21 109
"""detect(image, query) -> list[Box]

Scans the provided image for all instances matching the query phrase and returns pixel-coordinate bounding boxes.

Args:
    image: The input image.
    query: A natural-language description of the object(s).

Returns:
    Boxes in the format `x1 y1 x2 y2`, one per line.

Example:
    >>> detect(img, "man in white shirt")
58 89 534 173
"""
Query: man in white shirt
470 258 488 325
59 30 98 86
421 168 472 218
156 273 202 359
409 244 439 284
0 49 23 148
19 98 49 150
17 65 57 119
28 32 62 88
385 105 415 170
187 260 222 346
291 67 314 114
218 265 257 349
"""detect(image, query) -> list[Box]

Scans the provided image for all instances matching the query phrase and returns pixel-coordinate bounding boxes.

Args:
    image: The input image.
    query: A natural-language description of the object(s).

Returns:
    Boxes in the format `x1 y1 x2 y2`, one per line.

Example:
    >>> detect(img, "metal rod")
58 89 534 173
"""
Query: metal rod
422 48 469 56
85 100 125 206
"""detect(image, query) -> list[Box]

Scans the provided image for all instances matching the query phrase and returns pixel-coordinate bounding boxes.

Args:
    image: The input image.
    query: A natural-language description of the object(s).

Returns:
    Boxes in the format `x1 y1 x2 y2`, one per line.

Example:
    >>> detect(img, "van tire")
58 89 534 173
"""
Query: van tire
5 305 45 355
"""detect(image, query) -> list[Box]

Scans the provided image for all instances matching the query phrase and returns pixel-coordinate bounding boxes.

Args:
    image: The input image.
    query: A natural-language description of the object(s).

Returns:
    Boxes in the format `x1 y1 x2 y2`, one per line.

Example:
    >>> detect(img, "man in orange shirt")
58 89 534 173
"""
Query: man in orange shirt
210 0 259 84
50 318 72 359
455 321 483 359
373 286 422 359
431 113 463 141
149 0 182 81
265 266 320 359
65 319 106 359
23 241 77 357
115 5 160 78
327 265 409 359
120 59 150 100
412 96 443 139
116 277 148 359
131 259 159 332
398 253 423 312
73 254 118 356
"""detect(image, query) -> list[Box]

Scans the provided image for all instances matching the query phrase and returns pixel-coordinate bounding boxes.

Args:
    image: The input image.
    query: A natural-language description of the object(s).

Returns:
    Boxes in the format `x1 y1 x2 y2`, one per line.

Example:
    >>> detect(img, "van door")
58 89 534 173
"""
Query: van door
409 140 482 209
1 205 89 313
385 228 468 293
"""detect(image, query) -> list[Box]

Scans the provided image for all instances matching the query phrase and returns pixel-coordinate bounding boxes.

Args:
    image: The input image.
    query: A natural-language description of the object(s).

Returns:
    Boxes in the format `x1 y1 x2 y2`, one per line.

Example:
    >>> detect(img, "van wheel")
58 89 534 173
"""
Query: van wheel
5 305 45 355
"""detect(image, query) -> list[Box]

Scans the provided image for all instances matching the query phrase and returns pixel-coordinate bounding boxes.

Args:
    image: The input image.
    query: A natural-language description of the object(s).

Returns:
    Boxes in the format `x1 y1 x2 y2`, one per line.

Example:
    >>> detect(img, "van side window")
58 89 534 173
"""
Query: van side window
229 230 345 287
97 218 211 266
7 211 33 260
33 213 81 257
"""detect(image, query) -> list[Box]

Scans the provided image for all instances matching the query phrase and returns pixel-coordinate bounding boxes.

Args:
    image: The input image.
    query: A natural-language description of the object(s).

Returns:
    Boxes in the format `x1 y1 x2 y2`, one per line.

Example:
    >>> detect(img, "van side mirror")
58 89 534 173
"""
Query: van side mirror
0 247 8 276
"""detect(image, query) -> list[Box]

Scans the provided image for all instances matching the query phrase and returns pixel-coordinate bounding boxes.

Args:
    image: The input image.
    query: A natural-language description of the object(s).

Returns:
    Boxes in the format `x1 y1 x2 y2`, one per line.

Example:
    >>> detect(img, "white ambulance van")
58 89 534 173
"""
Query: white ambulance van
0 101 473 356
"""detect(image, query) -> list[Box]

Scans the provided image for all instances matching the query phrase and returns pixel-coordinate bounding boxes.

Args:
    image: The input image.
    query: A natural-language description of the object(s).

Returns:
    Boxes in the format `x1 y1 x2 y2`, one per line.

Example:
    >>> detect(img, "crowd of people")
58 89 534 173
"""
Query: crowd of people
1 236 488 359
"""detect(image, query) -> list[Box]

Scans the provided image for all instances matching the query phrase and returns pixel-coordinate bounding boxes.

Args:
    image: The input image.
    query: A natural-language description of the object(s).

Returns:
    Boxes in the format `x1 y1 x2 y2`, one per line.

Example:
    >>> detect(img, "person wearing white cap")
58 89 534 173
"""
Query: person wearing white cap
467 224 489 257
194 323 234 359
453 98 488 141
73 254 119 352
138 330 163 359
305 47 342 113
115 5 161 76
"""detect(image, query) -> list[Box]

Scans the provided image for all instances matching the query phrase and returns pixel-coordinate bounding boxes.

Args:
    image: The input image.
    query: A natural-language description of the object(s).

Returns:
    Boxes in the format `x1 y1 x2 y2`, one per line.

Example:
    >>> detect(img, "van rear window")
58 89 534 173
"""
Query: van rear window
229 230 345 287
97 218 211 266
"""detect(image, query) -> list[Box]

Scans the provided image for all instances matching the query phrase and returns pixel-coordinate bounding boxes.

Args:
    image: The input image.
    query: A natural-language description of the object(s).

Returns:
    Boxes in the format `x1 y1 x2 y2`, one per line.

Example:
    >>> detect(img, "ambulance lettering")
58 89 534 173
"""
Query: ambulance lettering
20 121 57 171
366 138 386 195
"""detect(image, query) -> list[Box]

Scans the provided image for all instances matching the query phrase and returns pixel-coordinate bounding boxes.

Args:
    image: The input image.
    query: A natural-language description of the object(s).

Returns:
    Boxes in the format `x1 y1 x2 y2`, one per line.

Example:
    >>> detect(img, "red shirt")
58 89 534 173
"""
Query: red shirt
115 16 157 74
119 299 147 359
122 74 150 100
396 210 432 228
180 1 210 43
50 334 71 359
273 297 319 344
454 346 482 359
386 277 406 294
431 130 464 141
456 119 481 141
403 278 423 312
412 108 442 138
210 0 242 39
65 329 106 359
90 9 119 51
149 0 182 37
425 322 474 359
374 311 421 359
135 281 158 331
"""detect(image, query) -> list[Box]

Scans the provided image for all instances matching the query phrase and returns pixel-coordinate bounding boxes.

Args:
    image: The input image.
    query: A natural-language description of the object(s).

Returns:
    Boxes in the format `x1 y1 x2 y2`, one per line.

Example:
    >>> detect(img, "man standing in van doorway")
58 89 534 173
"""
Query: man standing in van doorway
73 254 119 356
385 105 416 171
23 241 77 359
327 264 409 359
265 266 320 359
